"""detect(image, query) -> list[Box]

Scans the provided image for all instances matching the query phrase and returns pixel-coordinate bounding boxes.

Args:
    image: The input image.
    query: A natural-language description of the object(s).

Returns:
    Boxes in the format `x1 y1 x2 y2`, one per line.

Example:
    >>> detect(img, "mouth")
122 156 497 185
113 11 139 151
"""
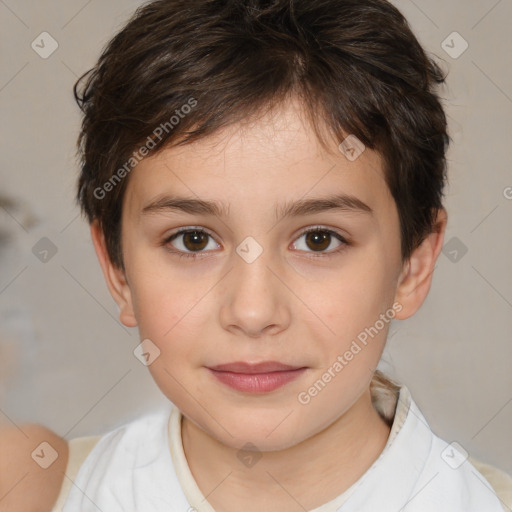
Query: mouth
206 361 308 393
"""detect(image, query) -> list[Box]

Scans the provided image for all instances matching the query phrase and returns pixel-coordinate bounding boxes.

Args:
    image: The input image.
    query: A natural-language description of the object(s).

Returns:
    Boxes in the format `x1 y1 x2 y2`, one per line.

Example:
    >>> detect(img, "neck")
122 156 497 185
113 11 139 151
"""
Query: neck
181 388 391 512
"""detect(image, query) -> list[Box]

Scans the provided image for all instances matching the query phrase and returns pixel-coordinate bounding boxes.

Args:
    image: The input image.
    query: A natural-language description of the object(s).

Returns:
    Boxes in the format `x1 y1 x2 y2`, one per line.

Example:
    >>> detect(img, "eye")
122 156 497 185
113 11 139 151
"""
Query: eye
292 227 349 256
162 226 350 260
163 227 219 259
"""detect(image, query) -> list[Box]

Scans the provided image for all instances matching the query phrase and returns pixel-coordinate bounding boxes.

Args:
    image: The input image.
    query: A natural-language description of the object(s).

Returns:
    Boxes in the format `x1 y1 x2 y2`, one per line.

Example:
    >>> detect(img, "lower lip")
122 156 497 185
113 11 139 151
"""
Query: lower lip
207 368 307 393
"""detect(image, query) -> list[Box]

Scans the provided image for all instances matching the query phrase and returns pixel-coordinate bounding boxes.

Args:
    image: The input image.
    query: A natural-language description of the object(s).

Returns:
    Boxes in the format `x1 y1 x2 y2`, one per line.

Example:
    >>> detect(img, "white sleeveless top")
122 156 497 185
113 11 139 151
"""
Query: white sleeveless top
62 386 506 511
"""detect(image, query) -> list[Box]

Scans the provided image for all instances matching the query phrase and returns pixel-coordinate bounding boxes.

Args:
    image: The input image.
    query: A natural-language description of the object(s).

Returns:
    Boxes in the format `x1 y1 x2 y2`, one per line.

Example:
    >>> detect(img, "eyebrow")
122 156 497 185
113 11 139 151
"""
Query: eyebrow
141 193 374 220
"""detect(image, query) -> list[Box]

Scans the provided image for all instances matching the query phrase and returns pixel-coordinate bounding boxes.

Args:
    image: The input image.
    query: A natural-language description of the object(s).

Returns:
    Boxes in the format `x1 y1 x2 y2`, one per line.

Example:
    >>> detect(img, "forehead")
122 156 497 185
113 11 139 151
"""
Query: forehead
123 97 394 223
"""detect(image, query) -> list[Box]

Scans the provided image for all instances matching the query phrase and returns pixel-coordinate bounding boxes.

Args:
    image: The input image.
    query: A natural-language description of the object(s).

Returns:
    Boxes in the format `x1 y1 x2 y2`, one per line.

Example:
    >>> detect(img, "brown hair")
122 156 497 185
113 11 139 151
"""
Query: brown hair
74 0 449 271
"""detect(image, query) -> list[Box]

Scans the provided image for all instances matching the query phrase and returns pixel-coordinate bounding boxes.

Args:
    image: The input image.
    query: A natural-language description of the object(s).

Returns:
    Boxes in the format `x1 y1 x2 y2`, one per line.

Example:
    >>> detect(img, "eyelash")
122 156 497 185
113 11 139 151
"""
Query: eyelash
162 226 350 260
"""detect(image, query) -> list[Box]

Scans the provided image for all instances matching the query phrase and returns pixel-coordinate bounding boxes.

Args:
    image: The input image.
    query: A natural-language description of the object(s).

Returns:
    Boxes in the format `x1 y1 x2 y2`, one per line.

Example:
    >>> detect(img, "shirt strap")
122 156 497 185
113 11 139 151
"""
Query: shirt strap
50 435 101 512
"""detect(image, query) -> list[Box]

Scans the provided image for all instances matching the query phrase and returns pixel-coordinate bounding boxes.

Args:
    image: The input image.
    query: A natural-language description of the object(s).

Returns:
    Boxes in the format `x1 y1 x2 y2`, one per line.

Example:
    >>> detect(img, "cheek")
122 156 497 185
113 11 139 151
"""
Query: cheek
313 253 395 366
130 275 206 399
128 267 192 342
319 255 390 326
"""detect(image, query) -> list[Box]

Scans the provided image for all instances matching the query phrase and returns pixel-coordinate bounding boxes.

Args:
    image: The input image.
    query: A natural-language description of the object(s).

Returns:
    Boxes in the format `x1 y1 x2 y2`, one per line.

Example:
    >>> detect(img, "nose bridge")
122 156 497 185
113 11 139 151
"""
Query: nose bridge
219 233 289 336
232 234 277 300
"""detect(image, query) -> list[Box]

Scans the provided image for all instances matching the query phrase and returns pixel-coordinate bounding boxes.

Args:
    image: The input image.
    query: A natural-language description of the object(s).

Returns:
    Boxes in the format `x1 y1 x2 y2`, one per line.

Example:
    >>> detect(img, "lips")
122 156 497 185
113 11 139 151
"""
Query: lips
208 361 303 373
206 361 307 393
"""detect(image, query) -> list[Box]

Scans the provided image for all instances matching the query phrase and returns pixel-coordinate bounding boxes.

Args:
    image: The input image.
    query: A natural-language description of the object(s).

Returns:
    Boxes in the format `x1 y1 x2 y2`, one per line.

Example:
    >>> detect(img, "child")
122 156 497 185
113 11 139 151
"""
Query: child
30 0 512 510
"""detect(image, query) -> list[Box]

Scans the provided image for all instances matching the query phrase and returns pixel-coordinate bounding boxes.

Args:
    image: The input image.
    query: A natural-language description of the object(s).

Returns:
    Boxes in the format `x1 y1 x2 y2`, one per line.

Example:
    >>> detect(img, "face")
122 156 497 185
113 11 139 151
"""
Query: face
94 96 442 451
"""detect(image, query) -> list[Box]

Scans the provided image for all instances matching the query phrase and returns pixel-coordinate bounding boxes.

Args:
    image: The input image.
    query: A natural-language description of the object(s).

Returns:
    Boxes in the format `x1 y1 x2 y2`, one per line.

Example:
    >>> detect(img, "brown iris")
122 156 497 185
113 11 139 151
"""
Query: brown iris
304 230 331 252
182 230 209 251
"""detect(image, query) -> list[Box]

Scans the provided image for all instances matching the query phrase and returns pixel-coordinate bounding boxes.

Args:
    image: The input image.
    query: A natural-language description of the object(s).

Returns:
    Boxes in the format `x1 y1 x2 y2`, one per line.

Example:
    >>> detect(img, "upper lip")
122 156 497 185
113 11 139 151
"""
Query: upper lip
207 361 305 373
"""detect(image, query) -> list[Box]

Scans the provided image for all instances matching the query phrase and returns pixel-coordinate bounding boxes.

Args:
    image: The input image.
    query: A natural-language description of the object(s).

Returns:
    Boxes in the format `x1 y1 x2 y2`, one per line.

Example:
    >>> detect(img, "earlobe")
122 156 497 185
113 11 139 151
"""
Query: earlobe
394 208 448 320
90 221 137 328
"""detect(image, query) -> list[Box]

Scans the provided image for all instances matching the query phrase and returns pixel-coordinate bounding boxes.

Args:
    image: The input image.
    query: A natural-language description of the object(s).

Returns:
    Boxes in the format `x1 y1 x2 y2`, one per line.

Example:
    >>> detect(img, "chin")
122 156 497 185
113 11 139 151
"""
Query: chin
209 411 308 451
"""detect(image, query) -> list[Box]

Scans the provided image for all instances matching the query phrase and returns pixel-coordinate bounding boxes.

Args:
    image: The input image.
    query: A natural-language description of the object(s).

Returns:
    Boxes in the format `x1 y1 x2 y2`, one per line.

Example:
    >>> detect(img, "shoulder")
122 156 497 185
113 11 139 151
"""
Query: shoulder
391 389 508 511
74 406 172 470
0 423 68 512
418 427 509 511
61 407 176 510
469 457 512 510
51 435 101 511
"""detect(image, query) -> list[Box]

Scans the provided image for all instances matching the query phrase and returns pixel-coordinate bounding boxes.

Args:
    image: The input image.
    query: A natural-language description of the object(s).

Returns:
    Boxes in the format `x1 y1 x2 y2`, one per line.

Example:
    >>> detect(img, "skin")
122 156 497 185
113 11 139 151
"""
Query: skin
91 95 447 512
0 423 69 512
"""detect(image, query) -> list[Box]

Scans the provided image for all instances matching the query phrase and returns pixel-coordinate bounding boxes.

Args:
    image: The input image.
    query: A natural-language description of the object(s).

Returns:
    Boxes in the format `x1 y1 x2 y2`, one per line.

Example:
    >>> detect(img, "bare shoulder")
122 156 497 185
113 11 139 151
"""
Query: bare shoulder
0 423 68 512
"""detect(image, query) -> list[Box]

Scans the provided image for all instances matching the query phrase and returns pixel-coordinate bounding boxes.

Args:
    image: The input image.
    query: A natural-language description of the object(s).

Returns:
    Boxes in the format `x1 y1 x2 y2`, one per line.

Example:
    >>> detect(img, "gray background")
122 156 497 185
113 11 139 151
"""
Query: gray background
0 0 511 473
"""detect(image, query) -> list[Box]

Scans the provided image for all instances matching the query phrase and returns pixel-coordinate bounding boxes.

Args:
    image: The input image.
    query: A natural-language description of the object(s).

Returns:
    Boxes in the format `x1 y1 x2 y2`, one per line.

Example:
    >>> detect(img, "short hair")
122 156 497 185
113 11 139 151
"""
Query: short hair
74 0 450 271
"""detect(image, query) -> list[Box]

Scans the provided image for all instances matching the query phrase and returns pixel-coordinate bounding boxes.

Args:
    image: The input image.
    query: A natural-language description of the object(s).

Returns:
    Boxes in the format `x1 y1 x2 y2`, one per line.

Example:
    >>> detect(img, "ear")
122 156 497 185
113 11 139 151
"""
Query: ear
393 208 448 320
90 221 137 328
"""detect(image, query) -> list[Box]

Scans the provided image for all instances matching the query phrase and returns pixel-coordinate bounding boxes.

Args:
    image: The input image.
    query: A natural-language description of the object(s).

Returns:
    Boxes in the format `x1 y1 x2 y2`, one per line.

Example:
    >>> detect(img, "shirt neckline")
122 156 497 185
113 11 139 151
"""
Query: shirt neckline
167 385 412 512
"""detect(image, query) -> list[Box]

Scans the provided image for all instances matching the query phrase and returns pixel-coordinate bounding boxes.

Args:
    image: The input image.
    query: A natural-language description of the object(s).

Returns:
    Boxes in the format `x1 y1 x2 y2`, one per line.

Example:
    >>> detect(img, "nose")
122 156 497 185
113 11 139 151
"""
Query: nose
218 241 291 338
